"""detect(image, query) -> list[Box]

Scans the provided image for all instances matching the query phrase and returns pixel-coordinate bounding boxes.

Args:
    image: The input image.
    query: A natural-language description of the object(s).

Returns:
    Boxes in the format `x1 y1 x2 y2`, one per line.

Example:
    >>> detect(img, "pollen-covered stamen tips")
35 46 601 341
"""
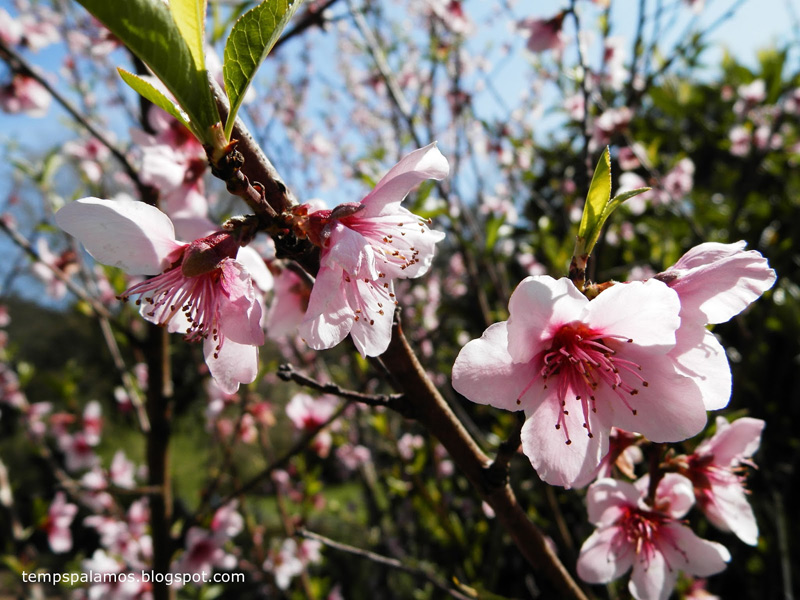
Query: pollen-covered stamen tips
338 214 434 273
119 231 240 354
610 506 687 570
517 322 649 445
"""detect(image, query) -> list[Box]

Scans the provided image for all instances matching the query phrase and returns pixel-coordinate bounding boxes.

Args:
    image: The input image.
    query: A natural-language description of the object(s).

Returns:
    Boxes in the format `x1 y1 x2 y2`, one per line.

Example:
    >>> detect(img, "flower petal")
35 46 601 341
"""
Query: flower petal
346 277 395 357
666 241 776 325
55 197 183 275
204 337 259 394
585 280 681 349
359 143 449 216
602 352 708 442
235 246 274 293
521 400 609 488
660 523 731 577
702 482 759 546
218 260 265 346
700 416 765 465
299 266 352 351
451 322 537 412
323 223 379 279
585 478 640 525
506 276 588 363
629 548 678 600
671 327 731 411
577 526 634 584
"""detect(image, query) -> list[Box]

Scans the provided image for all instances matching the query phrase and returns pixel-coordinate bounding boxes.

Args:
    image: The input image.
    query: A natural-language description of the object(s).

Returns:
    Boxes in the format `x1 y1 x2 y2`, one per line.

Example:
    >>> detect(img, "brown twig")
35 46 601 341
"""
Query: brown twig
297 528 476 600
277 363 403 408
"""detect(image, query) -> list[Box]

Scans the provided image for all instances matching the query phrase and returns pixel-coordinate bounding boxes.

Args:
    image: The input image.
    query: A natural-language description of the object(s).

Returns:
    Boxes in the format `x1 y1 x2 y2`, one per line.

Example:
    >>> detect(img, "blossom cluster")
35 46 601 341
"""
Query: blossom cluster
452 241 774 596
55 143 448 392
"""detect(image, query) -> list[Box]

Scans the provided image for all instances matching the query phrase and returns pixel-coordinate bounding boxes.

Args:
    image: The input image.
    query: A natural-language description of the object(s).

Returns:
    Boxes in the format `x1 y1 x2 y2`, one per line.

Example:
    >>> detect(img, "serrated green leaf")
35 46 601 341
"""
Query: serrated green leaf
170 0 208 72
222 0 304 139
117 68 194 134
75 0 219 144
576 147 612 257
605 187 652 216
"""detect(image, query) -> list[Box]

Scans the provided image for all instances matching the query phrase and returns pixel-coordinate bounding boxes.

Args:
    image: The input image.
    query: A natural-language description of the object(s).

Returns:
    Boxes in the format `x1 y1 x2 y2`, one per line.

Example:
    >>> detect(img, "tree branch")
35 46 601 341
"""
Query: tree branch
297 528 476 600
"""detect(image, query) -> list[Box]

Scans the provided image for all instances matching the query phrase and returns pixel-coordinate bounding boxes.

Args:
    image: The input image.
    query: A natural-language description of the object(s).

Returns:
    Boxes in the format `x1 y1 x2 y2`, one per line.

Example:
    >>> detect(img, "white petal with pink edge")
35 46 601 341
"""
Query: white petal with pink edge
55 197 183 275
359 143 450 217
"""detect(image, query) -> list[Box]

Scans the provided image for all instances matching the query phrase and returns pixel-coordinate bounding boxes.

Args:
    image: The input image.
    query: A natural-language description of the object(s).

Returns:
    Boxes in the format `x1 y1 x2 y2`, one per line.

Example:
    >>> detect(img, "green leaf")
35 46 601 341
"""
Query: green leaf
170 0 208 72
117 68 194 134
222 0 304 139
576 147 612 257
75 0 219 144
605 187 652 216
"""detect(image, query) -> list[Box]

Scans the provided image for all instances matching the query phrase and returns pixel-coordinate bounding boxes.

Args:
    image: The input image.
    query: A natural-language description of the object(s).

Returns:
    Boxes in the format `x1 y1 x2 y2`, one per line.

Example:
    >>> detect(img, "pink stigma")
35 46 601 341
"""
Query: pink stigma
517 322 649 444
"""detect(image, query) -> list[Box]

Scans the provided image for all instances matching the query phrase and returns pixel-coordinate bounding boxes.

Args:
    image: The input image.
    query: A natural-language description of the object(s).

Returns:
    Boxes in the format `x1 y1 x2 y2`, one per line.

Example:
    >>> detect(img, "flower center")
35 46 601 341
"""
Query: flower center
120 258 225 350
611 506 672 567
517 322 649 445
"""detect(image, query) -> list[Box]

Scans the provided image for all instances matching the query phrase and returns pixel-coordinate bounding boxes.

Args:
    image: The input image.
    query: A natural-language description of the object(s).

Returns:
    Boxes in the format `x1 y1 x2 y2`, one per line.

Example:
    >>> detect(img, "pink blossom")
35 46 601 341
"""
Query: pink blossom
662 158 695 201
452 276 713 487
516 13 565 54
397 432 425 460
263 538 304 590
44 491 78 553
577 475 730 600
590 107 632 151
0 74 51 117
684 416 764 545
426 0 473 36
173 527 236 576
211 501 244 539
82 400 103 445
286 392 338 430
17 9 61 51
564 93 585 121
0 8 22 46
654 241 775 411
81 550 146 600
30 237 79 299
58 431 99 472
296 144 448 356
55 197 264 394
336 444 372 471
110 450 137 489
64 137 111 183
729 125 751 156
738 79 766 105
